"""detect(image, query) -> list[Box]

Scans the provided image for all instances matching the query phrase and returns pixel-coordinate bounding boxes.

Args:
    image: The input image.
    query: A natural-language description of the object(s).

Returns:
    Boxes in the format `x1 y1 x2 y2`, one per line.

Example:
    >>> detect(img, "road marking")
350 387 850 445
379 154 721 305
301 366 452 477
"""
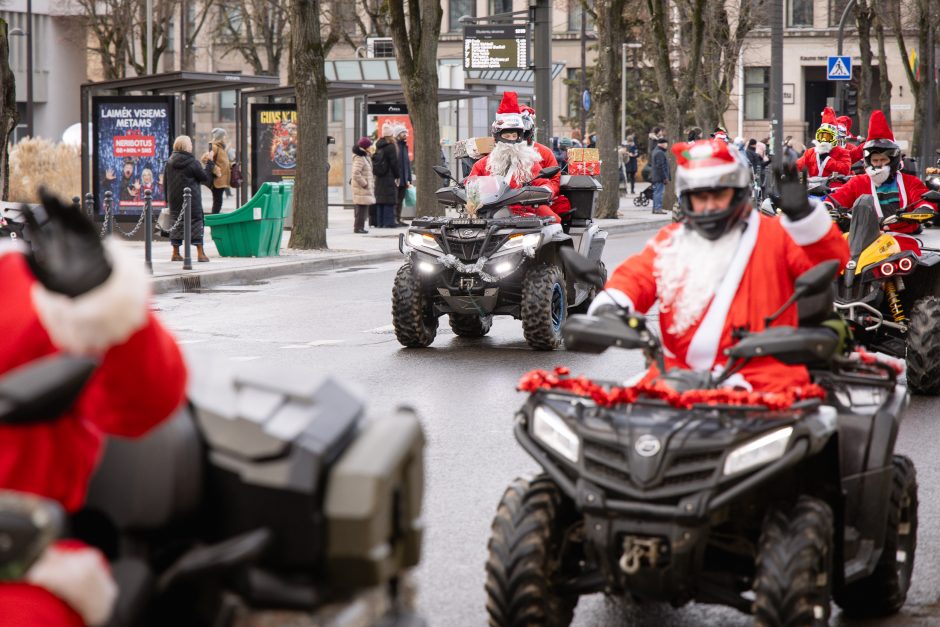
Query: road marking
176 339 209 345
230 356 262 361
365 324 397 334
308 340 345 346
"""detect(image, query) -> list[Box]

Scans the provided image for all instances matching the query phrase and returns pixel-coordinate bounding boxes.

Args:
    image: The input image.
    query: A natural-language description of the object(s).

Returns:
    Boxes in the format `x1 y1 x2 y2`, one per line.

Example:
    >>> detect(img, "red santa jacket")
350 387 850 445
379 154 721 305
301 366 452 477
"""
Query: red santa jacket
796 146 852 177
0 242 187 626
597 207 849 393
467 143 561 196
827 171 935 234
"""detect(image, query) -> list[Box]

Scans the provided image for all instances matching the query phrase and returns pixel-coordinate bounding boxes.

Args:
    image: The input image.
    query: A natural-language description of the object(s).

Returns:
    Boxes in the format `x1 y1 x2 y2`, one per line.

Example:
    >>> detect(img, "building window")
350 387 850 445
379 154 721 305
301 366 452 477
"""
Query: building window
449 0 475 32
828 0 852 27
788 0 813 27
744 67 770 120
489 0 513 15
219 89 236 122
568 0 594 32
331 97 343 122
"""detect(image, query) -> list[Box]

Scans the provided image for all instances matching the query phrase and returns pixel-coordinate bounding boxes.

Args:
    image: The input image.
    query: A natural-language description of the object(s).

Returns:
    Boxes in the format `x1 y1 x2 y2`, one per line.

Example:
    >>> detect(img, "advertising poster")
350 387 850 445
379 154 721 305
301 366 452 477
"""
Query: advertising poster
92 96 174 215
367 104 413 162
251 104 297 192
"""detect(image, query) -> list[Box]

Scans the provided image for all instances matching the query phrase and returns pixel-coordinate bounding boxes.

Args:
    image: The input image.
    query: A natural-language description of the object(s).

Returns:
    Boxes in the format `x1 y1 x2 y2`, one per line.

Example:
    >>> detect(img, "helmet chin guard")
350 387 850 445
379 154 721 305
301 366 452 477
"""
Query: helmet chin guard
680 188 751 241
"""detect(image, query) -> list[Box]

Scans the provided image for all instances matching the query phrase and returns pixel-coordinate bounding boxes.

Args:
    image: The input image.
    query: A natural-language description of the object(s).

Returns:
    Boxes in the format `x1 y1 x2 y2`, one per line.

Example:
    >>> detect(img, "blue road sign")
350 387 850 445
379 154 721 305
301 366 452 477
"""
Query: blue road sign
582 90 591 112
827 56 852 81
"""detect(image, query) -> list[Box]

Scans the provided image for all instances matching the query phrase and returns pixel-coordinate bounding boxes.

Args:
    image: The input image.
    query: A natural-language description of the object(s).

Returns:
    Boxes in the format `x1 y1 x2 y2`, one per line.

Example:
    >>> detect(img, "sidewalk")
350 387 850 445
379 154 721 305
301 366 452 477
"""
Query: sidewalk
132 184 665 294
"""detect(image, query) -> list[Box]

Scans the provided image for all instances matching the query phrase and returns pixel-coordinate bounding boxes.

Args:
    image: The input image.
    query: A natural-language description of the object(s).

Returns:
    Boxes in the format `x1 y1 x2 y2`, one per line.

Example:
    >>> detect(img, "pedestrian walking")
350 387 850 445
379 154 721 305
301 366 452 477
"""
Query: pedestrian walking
372 122 400 228
647 126 663 157
351 137 375 234
208 128 232 214
621 136 638 194
650 136 670 214
686 127 704 143
394 125 412 227
163 134 214 262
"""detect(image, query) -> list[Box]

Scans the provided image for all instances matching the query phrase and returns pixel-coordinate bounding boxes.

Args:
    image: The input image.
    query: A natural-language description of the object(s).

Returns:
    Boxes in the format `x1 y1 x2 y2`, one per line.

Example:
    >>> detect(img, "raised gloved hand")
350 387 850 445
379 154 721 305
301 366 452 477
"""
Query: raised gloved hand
773 159 814 222
23 188 112 298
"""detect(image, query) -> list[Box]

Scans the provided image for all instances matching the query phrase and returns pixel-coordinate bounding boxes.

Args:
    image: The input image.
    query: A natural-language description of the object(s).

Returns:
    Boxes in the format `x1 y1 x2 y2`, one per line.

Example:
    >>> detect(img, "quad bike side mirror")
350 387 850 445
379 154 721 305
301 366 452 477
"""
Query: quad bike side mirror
0 355 97 426
559 247 605 290
920 190 940 203
535 166 561 179
432 166 452 180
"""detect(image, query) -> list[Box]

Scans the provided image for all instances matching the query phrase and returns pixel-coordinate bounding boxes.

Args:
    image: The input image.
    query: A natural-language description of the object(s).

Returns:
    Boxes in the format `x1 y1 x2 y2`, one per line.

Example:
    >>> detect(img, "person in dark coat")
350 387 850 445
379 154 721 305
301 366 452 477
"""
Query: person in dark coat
394 125 413 227
620 136 638 194
163 135 214 262
650 136 671 214
372 122 401 228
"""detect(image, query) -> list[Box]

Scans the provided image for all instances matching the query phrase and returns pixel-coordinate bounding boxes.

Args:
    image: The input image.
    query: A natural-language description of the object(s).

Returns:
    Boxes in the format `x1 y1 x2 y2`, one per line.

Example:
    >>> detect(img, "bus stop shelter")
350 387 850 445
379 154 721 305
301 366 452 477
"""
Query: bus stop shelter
80 71 281 210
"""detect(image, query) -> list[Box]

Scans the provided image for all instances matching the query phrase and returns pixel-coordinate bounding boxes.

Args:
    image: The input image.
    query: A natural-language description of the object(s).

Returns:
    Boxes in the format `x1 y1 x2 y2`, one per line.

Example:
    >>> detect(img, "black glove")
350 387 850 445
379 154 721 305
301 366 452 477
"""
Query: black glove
23 188 112 297
773 159 814 221
591 303 625 318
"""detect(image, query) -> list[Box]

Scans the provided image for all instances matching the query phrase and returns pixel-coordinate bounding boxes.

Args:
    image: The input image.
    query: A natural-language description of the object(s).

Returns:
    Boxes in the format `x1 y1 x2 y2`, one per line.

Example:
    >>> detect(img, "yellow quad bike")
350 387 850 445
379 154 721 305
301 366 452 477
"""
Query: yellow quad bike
835 204 940 394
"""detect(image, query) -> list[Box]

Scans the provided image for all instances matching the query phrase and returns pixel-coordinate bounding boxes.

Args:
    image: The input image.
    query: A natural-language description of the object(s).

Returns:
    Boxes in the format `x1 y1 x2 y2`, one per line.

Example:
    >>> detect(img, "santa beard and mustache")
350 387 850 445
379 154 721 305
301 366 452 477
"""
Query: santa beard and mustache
486 141 542 183
654 224 744 335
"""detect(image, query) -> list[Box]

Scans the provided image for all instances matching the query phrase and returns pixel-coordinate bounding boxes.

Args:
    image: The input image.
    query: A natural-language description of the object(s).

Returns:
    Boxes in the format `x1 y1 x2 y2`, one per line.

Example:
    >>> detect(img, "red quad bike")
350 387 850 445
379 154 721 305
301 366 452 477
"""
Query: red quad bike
485 249 918 627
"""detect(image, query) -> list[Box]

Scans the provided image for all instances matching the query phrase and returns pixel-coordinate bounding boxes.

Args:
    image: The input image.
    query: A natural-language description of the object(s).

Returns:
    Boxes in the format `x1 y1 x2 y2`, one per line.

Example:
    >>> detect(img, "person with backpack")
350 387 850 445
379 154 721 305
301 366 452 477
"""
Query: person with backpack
372 123 400 228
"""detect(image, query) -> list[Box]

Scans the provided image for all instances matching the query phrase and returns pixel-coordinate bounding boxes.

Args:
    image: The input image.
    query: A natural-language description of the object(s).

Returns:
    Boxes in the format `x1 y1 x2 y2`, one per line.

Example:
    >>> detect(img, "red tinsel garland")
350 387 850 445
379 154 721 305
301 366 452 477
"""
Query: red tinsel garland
518 367 827 411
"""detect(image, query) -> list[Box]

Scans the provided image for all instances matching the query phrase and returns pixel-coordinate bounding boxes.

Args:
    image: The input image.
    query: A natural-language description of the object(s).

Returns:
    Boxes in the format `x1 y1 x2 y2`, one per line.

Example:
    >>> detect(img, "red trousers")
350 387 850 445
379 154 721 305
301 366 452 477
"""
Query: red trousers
511 204 561 223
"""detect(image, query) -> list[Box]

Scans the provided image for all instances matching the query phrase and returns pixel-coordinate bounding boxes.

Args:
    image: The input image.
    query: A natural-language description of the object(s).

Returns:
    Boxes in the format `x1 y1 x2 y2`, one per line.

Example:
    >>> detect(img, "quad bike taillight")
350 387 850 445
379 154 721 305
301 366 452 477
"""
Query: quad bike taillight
871 255 915 279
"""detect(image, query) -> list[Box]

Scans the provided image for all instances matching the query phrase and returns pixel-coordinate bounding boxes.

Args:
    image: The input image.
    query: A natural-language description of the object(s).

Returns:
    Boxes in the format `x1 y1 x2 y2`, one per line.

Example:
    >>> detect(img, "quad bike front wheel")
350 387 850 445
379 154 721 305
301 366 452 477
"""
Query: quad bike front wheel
485 475 576 627
392 263 438 348
836 455 918 617
905 296 940 395
521 264 566 350
449 313 493 338
753 496 833 627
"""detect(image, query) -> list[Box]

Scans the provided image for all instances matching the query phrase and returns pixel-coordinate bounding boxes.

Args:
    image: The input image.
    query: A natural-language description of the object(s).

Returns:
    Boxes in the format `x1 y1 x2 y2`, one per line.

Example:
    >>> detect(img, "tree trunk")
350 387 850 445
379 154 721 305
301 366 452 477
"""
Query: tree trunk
386 0 443 218
874 10 892 127
288 0 335 249
0 19 17 201
856 1 873 135
591 0 626 219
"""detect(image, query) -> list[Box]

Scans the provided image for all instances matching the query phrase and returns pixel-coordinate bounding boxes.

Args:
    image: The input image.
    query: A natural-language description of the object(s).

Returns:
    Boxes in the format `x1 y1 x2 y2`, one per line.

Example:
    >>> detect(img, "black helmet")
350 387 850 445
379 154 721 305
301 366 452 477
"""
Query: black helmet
675 139 752 240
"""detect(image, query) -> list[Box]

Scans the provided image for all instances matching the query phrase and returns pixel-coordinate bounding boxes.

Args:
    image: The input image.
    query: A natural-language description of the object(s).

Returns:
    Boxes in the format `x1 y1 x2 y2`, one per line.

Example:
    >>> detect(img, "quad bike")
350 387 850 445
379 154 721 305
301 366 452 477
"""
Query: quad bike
834 194 940 395
485 250 918 626
0 354 426 626
760 173 852 228
392 165 608 350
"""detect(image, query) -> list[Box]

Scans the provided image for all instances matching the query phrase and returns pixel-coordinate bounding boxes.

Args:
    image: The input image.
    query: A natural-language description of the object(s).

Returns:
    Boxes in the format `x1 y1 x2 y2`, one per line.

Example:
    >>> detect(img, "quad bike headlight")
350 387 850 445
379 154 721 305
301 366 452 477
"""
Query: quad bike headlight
500 232 541 252
723 426 793 476
532 406 580 463
407 232 441 252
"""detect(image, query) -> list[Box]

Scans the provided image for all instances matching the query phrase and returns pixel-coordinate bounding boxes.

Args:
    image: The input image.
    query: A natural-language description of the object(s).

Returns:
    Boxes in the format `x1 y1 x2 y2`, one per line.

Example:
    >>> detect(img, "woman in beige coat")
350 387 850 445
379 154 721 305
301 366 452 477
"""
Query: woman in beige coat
351 137 376 233
209 127 232 214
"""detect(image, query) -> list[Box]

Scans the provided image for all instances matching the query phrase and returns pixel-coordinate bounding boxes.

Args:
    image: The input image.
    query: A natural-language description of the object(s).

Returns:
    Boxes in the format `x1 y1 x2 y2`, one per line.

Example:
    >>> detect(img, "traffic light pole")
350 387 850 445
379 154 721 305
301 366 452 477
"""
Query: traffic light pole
532 0 552 140
771 0 783 165
835 0 858 113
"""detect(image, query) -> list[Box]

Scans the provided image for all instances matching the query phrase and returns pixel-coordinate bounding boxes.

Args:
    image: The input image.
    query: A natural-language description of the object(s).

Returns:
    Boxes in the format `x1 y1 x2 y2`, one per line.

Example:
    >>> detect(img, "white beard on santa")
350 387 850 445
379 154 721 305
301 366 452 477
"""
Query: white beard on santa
486 141 542 183
653 223 744 335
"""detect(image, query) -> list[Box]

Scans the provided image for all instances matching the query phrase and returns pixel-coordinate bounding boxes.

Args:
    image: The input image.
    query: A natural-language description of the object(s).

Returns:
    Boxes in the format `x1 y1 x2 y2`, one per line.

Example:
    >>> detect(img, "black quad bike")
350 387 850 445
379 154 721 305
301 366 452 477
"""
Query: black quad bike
392 165 608 350
0 355 426 626
485 250 918 626
833 193 940 395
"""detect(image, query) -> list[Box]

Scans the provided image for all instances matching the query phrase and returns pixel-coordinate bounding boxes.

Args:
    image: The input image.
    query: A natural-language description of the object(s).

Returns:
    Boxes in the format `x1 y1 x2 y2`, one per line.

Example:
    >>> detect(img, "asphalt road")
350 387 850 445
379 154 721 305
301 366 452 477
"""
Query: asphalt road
154 229 940 626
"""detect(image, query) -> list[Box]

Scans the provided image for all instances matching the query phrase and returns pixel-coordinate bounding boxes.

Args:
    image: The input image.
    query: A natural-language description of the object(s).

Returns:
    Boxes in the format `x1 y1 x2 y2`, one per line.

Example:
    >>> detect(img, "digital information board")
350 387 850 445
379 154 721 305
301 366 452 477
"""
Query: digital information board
463 25 529 70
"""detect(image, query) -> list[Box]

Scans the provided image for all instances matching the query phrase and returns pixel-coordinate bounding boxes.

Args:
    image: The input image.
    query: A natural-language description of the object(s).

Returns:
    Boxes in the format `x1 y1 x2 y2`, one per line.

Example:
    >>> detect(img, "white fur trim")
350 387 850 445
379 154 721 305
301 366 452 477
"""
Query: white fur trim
587 288 634 314
31 238 150 355
26 545 117 626
686 210 760 371
0 237 27 258
781 201 832 245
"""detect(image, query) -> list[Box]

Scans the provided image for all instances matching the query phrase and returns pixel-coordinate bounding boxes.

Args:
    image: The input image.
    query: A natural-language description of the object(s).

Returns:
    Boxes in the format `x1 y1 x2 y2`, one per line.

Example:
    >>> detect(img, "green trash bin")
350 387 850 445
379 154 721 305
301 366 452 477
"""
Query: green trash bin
205 182 290 257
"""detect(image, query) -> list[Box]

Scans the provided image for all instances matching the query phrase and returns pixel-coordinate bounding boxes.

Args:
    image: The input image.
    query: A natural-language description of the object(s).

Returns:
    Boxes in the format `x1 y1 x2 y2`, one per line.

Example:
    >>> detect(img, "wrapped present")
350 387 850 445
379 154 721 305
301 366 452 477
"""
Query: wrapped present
568 161 601 176
454 136 495 159
567 147 600 163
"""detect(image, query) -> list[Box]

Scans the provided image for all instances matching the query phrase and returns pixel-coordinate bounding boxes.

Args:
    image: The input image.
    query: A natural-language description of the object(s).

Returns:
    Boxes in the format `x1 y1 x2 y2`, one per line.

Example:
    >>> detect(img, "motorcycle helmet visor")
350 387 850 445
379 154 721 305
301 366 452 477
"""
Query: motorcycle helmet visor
815 126 836 144
492 114 526 144
863 138 901 170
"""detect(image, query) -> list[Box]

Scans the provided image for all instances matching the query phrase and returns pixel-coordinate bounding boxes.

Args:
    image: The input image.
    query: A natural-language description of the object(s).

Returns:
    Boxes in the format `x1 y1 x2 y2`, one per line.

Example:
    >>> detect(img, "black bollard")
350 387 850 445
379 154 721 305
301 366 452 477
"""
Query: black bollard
72 196 81 210
183 187 193 270
84 193 95 221
143 188 153 274
103 190 114 236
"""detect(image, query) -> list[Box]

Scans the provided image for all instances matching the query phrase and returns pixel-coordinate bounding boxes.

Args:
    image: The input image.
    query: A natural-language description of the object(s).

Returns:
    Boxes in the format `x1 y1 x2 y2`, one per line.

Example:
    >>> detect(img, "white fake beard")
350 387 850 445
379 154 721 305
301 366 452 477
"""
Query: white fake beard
866 165 891 186
815 141 832 154
654 225 743 336
486 141 542 183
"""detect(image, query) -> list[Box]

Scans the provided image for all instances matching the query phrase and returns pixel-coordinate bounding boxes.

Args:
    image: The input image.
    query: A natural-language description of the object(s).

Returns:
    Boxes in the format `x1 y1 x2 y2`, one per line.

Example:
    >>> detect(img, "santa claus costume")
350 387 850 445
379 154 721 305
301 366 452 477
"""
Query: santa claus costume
0 234 187 626
796 107 852 178
826 109 936 234
590 140 849 393
467 91 566 222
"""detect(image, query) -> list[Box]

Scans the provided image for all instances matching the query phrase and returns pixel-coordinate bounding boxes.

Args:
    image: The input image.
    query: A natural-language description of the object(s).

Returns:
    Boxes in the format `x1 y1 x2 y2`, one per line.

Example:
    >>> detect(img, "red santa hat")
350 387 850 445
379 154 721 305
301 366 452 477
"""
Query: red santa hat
497 91 522 115
820 107 837 127
865 109 895 143
672 139 751 194
492 91 526 136
836 115 853 133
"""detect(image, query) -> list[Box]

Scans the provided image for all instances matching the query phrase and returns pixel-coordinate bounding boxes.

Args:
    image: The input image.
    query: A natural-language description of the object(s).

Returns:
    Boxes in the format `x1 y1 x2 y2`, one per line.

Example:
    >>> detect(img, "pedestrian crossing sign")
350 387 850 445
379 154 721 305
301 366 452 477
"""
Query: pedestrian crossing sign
827 56 852 81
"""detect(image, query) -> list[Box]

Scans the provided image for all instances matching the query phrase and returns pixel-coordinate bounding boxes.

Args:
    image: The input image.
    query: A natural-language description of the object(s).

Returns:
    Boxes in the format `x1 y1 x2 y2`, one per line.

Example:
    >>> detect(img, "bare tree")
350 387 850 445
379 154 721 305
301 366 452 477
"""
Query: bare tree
0 18 17 200
128 0 176 76
179 0 216 71
890 0 940 155
874 5 893 127
855 0 874 136
288 0 341 249
73 0 137 79
385 0 442 218
214 0 290 75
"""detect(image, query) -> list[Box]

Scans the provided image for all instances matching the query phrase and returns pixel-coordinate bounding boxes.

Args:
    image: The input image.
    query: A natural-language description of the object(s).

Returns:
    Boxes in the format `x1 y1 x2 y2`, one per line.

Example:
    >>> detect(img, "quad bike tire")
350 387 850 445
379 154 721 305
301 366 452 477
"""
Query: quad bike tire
392 263 438 348
753 495 834 627
572 261 608 314
905 296 940 395
485 475 576 627
521 264 566 350
836 455 918 618
449 313 493 338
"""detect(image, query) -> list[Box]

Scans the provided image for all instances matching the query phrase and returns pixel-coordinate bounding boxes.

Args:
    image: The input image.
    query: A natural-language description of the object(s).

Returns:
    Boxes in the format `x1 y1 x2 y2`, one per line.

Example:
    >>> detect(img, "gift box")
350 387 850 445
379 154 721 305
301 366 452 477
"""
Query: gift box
566 148 600 163
568 161 601 176
454 136 495 159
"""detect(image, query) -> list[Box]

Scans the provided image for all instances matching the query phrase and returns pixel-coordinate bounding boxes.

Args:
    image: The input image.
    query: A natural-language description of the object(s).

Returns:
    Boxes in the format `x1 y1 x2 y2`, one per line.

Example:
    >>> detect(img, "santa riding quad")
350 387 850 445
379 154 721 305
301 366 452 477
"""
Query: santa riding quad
392 92 608 350
825 111 940 394
486 253 918 627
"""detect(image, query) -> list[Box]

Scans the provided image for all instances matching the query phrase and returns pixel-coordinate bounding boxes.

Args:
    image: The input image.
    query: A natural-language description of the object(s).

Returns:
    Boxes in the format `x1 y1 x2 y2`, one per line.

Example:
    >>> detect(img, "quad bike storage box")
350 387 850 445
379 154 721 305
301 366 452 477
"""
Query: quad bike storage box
560 174 602 220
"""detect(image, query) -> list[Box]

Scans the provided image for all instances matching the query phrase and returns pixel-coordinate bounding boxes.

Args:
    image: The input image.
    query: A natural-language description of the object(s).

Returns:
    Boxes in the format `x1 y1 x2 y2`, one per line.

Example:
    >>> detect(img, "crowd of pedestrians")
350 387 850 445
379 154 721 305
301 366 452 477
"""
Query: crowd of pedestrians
351 121 414 234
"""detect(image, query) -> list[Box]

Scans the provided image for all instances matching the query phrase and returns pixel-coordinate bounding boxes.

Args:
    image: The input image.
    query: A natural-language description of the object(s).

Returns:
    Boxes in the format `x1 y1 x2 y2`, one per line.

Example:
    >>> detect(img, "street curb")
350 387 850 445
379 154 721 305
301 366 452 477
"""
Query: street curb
150 219 670 294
